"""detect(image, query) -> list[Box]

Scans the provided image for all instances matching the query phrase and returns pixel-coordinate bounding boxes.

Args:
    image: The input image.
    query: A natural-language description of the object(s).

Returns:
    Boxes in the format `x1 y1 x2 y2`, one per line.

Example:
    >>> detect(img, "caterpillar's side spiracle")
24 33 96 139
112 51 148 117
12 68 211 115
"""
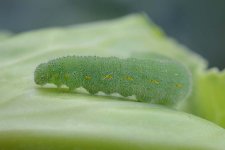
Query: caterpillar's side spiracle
34 55 192 106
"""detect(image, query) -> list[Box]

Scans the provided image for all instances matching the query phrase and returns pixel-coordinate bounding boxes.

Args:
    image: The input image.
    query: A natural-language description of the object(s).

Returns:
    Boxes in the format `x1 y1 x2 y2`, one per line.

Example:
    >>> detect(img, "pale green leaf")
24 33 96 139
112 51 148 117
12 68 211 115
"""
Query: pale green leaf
193 69 225 128
1 14 225 150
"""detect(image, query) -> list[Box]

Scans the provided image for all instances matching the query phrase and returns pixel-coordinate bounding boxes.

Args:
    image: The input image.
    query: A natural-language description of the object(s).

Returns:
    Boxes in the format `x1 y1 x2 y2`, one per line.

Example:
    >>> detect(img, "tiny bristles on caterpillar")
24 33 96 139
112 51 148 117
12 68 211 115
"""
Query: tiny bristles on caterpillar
34 55 192 106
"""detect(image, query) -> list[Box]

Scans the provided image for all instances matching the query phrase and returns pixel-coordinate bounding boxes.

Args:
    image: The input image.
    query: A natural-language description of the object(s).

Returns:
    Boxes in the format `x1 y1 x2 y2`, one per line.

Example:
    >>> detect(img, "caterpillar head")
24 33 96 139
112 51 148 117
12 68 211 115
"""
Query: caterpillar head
34 63 49 85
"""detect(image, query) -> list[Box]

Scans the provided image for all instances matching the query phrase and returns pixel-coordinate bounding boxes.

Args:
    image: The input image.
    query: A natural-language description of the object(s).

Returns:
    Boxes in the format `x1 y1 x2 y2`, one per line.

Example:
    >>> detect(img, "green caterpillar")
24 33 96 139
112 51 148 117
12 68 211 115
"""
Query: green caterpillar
34 55 192 106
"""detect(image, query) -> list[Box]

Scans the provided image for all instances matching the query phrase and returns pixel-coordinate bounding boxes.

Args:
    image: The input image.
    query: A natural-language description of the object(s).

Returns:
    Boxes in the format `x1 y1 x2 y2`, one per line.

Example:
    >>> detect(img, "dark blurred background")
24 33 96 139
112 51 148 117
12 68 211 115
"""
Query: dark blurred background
0 0 224 69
